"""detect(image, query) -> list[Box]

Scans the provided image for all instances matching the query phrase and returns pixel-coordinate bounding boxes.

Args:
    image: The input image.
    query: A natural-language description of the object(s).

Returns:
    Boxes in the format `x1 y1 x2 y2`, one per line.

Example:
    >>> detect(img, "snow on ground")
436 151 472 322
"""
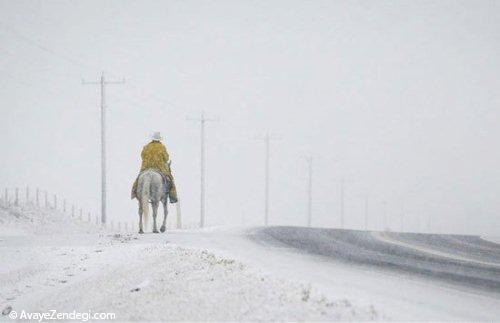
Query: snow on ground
0 204 102 236
162 228 500 322
0 204 381 321
3 203 500 321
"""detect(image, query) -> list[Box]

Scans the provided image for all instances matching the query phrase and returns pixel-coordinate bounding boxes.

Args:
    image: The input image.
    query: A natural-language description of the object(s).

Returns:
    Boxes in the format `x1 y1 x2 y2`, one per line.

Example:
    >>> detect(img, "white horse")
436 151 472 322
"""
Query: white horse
136 169 170 234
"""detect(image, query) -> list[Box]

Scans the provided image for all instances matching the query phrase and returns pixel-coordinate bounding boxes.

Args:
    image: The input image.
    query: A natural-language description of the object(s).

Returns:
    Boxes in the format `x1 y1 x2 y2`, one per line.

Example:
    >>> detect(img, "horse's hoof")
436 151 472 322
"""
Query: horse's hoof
160 226 166 233
153 230 159 234
139 230 144 234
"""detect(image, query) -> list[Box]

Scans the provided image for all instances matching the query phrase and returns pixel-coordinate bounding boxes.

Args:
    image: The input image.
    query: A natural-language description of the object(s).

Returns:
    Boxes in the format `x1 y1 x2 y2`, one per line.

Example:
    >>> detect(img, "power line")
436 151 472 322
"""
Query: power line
0 21 187 116
0 21 92 70
0 68 71 107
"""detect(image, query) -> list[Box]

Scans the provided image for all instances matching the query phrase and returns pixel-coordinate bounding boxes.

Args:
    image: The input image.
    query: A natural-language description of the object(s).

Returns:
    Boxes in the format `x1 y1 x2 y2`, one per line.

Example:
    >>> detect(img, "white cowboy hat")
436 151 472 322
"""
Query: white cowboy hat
150 131 163 141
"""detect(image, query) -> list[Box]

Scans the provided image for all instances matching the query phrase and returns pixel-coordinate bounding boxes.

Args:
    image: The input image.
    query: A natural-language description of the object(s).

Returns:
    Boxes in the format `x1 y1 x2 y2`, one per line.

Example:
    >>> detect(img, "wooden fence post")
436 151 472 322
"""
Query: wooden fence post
26 186 30 204
63 199 66 213
15 188 19 206
53 195 57 210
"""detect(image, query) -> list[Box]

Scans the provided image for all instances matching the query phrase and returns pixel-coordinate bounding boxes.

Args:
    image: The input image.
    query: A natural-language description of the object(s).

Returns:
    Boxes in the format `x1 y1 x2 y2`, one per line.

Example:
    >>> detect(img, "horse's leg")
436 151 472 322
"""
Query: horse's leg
138 200 144 234
160 199 168 233
152 201 159 233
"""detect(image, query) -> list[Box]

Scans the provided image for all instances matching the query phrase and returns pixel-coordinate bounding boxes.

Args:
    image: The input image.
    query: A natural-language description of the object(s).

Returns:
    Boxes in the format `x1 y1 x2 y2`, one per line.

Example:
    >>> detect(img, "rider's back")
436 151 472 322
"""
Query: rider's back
140 141 169 173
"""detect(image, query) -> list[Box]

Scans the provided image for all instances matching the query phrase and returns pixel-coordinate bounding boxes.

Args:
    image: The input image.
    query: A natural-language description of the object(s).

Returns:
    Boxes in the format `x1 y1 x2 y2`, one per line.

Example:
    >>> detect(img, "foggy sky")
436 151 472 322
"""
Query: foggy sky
1 0 499 235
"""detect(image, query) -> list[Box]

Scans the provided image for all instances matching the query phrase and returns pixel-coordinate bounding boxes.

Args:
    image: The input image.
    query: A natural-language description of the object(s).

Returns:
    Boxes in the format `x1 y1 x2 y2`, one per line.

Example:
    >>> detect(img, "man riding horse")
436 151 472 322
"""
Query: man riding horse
131 132 178 203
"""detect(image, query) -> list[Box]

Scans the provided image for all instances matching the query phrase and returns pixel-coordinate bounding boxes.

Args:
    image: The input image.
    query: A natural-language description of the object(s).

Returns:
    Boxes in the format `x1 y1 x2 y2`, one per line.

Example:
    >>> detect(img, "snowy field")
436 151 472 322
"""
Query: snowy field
1 204 500 321
0 204 380 321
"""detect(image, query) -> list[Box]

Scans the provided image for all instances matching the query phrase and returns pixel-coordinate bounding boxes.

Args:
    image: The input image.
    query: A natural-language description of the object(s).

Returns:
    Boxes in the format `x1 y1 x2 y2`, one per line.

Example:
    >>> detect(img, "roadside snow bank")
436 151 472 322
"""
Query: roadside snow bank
1 205 382 321
0 204 102 236
2 232 381 322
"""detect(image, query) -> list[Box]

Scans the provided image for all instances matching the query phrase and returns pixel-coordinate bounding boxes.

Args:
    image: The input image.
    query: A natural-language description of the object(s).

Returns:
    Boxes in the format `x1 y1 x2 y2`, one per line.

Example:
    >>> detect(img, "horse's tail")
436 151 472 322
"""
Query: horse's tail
140 175 151 230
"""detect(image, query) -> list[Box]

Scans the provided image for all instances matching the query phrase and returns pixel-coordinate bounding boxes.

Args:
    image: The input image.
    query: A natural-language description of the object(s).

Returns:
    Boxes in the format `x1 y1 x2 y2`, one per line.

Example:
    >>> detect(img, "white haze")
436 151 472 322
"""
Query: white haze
1 0 499 235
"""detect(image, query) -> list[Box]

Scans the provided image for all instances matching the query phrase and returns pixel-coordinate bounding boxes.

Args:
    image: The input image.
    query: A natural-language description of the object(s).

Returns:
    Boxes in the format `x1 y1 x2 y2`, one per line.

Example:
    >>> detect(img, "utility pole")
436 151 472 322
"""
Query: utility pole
333 176 352 229
83 72 124 225
256 132 281 226
382 201 388 231
400 201 405 232
340 178 345 228
364 193 369 231
187 111 217 228
306 156 313 227
265 133 270 226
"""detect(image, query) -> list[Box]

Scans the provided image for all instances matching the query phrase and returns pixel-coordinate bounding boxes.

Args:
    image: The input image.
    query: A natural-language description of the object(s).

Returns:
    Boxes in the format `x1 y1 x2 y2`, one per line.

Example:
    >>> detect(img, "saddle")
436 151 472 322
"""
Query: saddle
143 168 170 185
131 168 171 200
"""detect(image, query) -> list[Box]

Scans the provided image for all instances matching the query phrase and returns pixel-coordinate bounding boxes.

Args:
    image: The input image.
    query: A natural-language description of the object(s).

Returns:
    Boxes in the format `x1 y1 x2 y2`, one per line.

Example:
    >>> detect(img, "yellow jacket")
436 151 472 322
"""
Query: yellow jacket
140 141 171 175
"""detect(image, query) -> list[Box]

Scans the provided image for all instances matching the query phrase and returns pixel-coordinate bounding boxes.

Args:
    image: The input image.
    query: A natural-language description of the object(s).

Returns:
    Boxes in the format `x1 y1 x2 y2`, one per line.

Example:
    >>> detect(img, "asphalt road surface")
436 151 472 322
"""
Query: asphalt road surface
252 227 500 293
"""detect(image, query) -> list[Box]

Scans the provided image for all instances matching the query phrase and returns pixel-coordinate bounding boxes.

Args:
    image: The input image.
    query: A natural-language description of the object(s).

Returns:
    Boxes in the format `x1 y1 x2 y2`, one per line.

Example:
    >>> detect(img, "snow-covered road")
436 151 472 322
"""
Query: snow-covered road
162 228 500 321
2 204 500 321
254 227 500 292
